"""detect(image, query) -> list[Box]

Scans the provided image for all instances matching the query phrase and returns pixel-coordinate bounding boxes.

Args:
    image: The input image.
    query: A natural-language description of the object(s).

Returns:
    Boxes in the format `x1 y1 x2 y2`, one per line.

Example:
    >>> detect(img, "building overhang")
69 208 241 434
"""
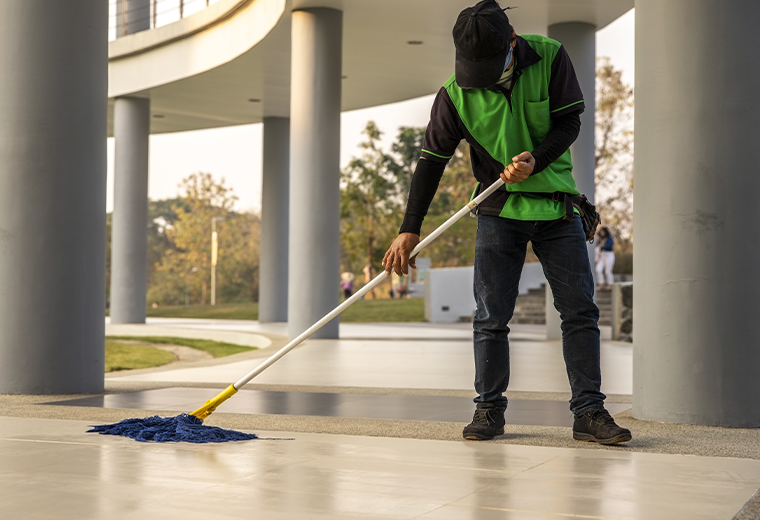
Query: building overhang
108 0 633 135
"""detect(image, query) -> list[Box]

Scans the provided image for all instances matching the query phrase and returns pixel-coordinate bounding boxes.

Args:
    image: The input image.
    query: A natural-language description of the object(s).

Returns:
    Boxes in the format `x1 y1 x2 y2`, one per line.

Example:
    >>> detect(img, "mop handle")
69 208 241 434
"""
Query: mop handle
232 177 506 390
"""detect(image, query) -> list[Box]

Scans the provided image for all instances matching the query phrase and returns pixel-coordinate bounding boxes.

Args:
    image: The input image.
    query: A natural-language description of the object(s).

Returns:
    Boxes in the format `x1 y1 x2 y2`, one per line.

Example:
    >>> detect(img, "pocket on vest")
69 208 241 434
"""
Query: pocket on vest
524 99 551 142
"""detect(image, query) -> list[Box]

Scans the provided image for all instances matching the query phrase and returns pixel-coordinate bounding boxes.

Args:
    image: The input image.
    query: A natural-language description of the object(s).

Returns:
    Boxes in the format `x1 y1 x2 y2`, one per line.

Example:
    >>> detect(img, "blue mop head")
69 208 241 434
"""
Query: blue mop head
87 414 258 443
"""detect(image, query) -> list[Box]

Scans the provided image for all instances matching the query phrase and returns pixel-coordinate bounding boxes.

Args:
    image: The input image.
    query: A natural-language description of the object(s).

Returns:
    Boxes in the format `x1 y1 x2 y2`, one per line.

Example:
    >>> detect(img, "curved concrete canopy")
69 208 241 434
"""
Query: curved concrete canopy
108 0 633 135
108 0 286 98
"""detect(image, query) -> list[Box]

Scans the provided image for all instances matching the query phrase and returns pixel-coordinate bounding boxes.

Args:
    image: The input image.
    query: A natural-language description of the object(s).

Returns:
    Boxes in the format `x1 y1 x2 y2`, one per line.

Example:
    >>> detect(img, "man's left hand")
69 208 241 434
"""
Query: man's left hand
501 151 535 184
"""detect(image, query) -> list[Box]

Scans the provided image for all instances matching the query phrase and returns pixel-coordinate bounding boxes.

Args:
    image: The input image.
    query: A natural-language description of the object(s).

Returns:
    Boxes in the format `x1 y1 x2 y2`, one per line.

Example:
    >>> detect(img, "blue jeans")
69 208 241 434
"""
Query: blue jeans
472 214 606 416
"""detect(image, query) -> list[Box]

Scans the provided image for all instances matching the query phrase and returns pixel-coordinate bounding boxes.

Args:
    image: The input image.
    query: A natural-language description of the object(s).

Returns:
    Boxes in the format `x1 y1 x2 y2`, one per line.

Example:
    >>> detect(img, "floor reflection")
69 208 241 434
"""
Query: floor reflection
46 388 631 427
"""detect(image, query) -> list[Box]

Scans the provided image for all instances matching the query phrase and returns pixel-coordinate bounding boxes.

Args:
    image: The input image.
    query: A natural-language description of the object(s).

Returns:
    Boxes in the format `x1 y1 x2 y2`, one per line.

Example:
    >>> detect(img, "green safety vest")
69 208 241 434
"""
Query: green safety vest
446 34 582 220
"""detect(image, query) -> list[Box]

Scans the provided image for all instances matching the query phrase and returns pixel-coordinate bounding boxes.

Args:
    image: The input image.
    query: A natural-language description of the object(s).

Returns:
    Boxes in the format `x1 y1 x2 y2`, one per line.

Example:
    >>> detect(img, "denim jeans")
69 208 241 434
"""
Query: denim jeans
472 214 606 416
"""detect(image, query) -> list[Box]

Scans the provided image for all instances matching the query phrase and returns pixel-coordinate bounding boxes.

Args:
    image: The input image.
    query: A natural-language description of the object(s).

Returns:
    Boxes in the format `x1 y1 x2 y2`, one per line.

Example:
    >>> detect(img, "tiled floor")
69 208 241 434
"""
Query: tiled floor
46 387 631 427
2 416 758 520
119 318 602 341
6 319 752 518
108 337 633 395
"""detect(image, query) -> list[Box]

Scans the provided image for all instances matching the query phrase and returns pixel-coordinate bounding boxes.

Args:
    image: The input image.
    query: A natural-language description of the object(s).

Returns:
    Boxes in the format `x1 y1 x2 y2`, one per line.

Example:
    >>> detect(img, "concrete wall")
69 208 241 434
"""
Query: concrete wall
519 263 547 295
407 258 431 299
424 263 547 323
425 267 476 323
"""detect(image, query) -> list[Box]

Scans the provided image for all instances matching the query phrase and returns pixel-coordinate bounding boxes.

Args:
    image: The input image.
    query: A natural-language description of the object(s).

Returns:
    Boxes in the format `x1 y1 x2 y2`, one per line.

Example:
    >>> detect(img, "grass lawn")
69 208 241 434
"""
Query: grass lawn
146 298 425 323
146 302 260 320
104 336 257 373
105 339 176 372
340 298 424 322
107 336 255 358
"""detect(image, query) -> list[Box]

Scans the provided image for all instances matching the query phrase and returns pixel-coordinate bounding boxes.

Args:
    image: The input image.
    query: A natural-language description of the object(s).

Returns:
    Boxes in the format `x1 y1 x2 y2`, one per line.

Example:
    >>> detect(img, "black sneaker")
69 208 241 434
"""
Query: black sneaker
462 403 505 440
573 407 632 445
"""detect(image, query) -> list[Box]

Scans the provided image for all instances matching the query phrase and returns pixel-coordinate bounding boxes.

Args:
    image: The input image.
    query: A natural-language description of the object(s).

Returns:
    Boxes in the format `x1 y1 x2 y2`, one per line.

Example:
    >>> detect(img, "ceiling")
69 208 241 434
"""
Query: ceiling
107 0 634 135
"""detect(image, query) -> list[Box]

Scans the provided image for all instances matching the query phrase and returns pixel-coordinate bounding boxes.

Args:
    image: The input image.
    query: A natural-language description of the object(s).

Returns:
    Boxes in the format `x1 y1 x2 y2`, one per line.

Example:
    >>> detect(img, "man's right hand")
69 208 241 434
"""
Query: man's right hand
382 233 420 276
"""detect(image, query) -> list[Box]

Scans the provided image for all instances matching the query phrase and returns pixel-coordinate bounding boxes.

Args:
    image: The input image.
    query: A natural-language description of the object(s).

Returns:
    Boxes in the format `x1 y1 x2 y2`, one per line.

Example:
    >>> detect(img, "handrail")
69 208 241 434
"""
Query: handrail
108 0 256 61
109 0 223 41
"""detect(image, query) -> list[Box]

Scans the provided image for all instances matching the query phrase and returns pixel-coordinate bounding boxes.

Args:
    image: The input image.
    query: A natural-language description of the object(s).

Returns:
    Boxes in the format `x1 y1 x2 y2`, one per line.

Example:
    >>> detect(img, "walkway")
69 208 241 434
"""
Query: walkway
1 319 758 519
105 319 631 394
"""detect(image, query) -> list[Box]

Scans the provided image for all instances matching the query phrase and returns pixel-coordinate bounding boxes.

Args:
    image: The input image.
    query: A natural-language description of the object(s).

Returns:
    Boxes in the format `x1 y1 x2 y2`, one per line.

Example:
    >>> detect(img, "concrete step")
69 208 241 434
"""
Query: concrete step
510 284 614 326
514 304 546 311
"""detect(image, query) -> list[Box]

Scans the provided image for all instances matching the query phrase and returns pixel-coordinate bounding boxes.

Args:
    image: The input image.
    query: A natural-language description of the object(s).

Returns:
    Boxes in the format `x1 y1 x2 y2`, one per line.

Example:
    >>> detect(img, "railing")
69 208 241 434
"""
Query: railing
108 0 225 41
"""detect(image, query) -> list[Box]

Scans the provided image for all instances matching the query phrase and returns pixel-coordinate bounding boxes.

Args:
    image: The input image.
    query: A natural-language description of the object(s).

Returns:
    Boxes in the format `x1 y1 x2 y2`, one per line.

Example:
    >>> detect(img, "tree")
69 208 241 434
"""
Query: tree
148 172 260 305
340 122 404 280
422 142 480 267
342 122 517 276
341 123 487 274
596 57 634 249
215 211 261 303
105 197 188 304
147 197 188 287
390 126 426 206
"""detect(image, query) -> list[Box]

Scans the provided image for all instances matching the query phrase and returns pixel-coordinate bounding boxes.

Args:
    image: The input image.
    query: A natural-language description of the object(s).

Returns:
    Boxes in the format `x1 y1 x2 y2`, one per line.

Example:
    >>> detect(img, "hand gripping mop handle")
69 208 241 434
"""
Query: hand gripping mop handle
190 177 506 419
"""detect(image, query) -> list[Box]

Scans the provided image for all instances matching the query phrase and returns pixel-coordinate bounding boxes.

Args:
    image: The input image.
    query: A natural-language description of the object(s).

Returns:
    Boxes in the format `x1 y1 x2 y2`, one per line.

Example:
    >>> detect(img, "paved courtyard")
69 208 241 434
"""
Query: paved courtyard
1 319 758 519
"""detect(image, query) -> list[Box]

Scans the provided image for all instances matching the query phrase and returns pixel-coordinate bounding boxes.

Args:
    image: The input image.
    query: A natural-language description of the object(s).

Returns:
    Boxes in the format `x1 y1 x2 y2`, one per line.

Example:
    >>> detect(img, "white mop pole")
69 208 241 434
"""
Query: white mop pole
232 177 506 390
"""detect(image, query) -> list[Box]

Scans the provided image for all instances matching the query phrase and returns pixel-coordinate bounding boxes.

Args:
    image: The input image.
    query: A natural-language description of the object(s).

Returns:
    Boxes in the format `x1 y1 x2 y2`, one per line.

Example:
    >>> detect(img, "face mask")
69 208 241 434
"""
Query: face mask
504 45 514 71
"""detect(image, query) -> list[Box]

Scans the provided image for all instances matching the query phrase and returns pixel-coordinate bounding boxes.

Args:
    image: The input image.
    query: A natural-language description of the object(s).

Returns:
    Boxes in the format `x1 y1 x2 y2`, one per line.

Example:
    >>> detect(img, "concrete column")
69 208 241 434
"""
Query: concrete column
110 1 151 324
634 0 760 427
548 23 596 203
548 23 597 275
0 0 107 394
259 117 290 323
288 8 342 339
110 96 150 323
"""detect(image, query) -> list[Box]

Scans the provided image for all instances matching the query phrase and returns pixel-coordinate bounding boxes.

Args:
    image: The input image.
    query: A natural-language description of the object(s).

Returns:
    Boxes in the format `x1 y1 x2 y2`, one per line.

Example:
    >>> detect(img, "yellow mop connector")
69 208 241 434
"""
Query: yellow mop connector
190 384 238 420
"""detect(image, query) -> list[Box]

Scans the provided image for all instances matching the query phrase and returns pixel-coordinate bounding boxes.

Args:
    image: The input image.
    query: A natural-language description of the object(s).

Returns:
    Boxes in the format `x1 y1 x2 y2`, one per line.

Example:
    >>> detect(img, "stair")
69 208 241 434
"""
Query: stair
510 286 547 325
595 288 613 327
510 284 612 327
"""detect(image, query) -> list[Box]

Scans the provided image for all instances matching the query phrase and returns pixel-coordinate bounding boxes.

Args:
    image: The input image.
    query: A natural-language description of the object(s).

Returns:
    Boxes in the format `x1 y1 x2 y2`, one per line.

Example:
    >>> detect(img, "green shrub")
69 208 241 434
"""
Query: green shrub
613 252 633 274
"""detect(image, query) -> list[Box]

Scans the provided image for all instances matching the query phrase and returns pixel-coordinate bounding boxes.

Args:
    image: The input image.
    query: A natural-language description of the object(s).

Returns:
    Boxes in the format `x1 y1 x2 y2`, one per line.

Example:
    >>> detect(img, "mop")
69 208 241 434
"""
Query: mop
88 177 506 442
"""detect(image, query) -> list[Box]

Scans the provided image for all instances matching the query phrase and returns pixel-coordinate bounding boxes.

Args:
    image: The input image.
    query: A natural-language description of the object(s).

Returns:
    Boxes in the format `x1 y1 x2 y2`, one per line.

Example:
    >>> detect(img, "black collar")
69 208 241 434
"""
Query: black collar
512 35 542 71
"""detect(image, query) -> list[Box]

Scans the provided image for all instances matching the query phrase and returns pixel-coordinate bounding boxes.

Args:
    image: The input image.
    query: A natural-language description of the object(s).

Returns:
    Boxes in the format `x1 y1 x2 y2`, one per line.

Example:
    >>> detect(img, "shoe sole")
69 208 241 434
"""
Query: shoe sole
463 429 504 441
573 431 632 445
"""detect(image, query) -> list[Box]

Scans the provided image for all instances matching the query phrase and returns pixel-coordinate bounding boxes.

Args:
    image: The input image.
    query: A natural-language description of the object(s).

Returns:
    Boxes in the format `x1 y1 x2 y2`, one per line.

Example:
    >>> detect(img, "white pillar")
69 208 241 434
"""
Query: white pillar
259 117 290 322
634 0 760 426
547 22 597 329
110 0 151 323
0 0 107 394
110 96 150 323
548 23 596 204
288 8 342 339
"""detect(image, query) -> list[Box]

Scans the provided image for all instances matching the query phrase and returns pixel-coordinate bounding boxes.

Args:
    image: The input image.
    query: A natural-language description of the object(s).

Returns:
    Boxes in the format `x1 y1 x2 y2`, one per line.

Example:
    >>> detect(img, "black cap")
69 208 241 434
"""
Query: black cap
453 0 513 89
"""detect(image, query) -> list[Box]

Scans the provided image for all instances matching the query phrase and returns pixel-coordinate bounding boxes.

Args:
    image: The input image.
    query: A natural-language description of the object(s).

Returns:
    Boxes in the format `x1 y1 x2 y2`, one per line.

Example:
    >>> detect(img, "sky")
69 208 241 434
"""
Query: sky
105 8 635 214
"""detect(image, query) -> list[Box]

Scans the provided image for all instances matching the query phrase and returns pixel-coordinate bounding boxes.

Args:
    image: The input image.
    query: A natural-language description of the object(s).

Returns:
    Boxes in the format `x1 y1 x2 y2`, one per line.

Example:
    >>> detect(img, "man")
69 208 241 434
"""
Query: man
382 0 631 445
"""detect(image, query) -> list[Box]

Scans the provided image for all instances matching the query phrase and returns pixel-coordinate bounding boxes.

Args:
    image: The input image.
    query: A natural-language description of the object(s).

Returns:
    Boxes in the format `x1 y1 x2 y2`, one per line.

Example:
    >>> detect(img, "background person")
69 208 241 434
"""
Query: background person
595 227 615 290
382 0 630 445
340 272 355 299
